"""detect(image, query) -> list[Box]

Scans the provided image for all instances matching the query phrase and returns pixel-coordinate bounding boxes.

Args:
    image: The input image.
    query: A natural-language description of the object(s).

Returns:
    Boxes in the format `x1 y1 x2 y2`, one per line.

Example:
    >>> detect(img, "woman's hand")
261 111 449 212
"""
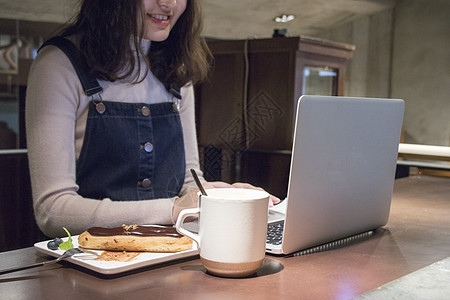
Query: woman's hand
231 182 281 207
172 181 232 221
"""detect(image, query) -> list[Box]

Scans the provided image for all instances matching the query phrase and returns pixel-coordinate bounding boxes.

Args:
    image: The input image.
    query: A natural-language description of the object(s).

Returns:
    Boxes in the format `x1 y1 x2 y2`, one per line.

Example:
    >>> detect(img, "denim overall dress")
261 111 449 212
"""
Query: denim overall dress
40 37 185 200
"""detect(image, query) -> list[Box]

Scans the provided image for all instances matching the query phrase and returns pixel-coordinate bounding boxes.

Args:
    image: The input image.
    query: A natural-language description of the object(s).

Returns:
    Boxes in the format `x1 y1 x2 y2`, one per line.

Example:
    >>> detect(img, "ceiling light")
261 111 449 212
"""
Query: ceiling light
274 14 295 23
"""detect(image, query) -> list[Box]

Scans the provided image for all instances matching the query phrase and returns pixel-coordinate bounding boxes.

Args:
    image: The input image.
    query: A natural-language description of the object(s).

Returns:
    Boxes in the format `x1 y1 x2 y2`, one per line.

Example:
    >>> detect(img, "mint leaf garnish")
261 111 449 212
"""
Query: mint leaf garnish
59 227 74 250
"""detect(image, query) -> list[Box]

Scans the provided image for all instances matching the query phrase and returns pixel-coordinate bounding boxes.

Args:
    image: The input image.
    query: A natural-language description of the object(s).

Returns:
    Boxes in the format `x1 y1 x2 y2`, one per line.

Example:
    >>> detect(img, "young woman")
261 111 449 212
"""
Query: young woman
26 0 279 237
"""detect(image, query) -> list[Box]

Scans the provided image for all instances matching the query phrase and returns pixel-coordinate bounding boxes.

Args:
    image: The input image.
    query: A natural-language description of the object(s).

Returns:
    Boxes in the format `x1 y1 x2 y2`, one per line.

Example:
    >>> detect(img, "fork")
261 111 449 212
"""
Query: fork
0 248 88 275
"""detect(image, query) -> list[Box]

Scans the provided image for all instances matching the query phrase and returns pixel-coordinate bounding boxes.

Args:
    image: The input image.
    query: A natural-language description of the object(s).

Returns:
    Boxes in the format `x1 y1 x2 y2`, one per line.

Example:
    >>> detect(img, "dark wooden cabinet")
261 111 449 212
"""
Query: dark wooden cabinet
195 36 354 198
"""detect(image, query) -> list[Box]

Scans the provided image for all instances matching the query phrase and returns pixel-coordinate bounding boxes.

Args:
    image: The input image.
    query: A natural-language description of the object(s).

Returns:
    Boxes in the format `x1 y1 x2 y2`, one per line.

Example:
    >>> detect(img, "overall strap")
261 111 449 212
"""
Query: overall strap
39 36 103 97
167 84 182 100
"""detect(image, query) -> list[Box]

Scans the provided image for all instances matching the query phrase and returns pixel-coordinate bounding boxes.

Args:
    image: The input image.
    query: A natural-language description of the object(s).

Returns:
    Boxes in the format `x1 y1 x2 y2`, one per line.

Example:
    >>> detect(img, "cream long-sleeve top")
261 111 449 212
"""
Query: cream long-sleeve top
26 38 204 237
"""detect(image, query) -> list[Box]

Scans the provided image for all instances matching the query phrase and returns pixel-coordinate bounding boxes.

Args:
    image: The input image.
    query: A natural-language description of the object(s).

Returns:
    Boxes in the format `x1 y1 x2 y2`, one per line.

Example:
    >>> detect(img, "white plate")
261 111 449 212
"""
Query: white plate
34 235 199 275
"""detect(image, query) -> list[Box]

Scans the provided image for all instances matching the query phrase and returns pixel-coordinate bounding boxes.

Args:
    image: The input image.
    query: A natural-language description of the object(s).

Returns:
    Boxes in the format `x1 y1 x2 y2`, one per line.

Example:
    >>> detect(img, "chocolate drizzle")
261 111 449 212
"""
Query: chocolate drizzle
87 225 183 238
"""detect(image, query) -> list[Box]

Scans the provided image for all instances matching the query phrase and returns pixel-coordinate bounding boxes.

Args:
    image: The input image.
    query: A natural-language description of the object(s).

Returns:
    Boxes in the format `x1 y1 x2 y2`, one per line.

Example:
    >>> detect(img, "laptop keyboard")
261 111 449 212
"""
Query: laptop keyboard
266 221 284 245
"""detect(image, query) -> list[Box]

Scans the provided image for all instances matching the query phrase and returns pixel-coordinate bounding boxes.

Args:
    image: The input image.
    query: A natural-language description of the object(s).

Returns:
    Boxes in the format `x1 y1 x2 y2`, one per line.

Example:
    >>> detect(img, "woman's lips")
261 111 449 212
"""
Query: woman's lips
149 14 171 26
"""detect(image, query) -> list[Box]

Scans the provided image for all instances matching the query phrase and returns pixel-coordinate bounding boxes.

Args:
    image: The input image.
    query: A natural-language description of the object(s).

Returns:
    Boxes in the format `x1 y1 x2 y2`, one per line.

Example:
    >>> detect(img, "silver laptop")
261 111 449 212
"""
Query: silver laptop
266 95 404 255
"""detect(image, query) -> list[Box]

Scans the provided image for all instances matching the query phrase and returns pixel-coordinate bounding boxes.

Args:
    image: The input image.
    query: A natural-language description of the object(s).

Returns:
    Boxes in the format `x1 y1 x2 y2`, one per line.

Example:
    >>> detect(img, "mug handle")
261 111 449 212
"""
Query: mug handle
175 207 201 246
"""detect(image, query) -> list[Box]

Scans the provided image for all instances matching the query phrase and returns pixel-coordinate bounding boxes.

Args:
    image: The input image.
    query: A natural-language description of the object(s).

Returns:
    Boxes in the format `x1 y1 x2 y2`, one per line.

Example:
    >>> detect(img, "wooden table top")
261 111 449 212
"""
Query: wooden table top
1 175 449 300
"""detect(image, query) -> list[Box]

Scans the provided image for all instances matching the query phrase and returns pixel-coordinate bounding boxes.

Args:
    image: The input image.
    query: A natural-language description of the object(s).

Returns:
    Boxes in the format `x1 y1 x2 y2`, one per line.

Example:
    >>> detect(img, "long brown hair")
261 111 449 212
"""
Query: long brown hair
60 0 211 88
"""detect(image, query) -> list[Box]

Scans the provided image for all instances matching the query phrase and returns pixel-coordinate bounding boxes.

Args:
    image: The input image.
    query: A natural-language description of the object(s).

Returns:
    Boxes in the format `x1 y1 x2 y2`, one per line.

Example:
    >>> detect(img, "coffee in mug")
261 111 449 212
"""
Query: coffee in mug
176 188 269 277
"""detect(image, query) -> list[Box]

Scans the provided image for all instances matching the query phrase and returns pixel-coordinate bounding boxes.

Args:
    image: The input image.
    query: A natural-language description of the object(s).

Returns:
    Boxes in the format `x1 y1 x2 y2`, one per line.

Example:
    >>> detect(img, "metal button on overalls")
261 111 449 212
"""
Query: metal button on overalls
141 178 152 188
141 106 150 116
96 102 106 114
144 142 153 153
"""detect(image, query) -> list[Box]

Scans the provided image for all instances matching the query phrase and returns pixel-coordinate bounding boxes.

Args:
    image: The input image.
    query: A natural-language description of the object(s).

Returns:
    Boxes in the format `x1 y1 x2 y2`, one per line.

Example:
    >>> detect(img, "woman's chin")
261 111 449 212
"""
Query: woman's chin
144 29 172 42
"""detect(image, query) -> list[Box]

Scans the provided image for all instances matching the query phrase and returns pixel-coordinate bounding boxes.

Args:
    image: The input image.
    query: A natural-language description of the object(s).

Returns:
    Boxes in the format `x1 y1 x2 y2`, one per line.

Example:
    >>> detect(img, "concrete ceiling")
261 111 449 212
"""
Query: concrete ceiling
0 0 395 39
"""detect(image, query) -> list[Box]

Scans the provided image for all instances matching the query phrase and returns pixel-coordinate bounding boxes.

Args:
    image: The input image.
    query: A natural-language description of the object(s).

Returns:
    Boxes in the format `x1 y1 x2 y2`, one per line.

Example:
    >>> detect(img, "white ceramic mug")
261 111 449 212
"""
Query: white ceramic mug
176 188 270 277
